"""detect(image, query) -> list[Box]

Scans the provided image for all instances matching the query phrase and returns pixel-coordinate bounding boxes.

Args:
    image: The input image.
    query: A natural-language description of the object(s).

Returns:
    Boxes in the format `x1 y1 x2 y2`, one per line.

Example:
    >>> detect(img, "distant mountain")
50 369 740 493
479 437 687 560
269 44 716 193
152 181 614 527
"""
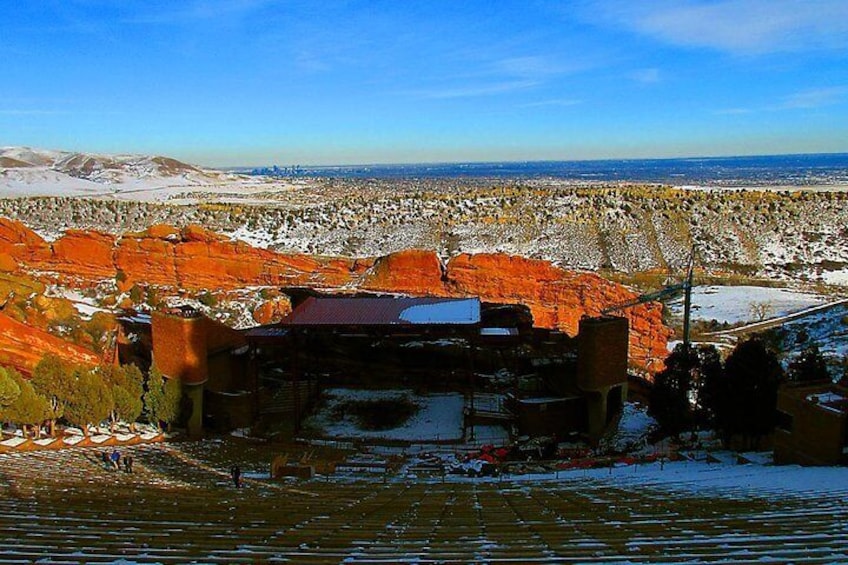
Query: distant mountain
0 146 250 199
0 146 202 181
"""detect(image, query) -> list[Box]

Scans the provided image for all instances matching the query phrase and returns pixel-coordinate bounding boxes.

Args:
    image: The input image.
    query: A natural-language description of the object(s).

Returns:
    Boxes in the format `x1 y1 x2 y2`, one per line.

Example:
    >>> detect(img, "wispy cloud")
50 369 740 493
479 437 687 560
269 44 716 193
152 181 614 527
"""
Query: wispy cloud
777 86 848 109
520 99 583 108
714 85 847 115
628 68 660 84
122 0 271 25
0 109 65 116
408 80 540 100
713 108 753 116
585 0 848 55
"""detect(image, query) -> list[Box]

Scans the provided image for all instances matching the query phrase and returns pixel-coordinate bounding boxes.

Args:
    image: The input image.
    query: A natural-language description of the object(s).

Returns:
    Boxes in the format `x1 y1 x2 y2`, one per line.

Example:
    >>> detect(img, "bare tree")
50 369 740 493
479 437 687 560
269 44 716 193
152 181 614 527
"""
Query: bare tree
749 301 773 322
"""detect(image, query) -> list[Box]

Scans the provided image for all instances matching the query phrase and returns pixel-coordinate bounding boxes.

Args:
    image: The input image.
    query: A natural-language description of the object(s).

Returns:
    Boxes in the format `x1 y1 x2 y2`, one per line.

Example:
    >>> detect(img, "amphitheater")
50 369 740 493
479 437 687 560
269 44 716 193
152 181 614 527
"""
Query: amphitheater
1 439 847 564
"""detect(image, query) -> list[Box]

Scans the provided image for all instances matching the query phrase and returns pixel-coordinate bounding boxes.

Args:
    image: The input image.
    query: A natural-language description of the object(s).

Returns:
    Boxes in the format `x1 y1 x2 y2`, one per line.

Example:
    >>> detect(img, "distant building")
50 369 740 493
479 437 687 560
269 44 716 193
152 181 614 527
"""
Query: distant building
774 382 848 466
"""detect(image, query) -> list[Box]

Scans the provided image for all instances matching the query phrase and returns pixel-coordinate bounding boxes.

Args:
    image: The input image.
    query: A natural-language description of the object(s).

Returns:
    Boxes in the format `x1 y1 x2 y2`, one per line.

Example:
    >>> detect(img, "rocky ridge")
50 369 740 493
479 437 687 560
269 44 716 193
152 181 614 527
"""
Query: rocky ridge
0 219 669 373
1 183 845 285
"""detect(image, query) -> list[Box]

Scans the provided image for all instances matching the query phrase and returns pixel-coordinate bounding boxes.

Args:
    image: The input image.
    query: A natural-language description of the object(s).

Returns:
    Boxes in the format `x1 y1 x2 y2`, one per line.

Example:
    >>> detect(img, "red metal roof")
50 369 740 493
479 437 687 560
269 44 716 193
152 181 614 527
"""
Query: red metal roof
282 296 481 326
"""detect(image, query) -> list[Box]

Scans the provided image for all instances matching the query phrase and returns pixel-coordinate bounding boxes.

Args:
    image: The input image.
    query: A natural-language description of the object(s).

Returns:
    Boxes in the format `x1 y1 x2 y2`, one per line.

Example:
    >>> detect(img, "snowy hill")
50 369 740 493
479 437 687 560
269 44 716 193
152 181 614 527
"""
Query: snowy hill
1 147 847 285
0 146 253 200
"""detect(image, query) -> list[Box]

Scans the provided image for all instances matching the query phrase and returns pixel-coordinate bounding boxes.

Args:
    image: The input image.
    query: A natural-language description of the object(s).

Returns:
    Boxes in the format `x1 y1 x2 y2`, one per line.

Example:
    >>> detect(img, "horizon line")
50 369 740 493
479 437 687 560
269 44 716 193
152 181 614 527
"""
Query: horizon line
215 150 848 171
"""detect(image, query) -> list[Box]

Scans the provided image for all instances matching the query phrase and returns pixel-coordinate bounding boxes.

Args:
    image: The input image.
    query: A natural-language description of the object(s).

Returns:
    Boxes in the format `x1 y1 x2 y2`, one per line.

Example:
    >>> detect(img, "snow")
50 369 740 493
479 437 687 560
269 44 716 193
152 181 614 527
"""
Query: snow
548 459 848 500
601 403 657 454
822 268 848 285
775 303 848 369
806 392 846 404
0 437 27 447
45 286 109 319
305 388 465 442
399 299 480 325
668 285 829 325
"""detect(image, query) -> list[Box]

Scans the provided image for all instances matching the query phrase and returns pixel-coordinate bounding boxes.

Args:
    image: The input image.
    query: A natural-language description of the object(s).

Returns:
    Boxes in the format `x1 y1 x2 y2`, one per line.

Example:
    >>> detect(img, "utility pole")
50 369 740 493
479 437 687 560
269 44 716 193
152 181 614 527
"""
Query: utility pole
682 246 695 349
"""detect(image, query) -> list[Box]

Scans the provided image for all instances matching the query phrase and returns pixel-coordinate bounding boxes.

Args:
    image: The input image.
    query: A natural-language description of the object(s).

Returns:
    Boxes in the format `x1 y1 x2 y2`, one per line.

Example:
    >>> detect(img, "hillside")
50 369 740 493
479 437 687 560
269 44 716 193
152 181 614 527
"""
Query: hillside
0 183 845 286
0 146 251 199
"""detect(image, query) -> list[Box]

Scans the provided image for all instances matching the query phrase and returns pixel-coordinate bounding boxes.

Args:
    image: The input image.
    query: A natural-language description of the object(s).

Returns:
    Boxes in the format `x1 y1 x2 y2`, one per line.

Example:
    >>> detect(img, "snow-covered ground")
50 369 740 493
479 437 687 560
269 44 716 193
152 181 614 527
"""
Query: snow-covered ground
304 388 465 442
601 402 657 454
668 285 829 325
506 457 848 501
776 302 848 369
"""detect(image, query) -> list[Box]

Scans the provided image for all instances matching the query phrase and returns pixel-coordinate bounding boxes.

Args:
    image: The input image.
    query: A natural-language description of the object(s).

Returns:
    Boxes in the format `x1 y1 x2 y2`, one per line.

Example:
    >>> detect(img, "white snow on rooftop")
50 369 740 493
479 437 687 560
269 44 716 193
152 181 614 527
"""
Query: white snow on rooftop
399 298 480 325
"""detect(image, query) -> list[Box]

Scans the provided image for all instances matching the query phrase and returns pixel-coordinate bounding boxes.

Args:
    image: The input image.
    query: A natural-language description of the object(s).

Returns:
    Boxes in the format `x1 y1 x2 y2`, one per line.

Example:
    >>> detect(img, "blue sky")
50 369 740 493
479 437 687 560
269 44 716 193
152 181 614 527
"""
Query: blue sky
2 0 847 166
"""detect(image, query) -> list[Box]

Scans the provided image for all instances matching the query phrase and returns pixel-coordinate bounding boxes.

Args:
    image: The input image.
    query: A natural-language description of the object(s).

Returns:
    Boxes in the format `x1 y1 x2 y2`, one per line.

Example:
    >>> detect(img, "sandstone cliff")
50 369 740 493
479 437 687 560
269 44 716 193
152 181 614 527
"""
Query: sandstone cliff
0 219 670 372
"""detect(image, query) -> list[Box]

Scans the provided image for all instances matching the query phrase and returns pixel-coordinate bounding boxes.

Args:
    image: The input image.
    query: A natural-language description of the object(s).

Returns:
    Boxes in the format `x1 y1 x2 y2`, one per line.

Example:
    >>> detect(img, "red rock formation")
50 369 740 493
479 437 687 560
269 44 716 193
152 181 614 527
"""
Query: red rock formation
252 297 293 325
361 249 447 296
0 312 100 374
0 218 51 264
0 218 671 372
50 230 116 279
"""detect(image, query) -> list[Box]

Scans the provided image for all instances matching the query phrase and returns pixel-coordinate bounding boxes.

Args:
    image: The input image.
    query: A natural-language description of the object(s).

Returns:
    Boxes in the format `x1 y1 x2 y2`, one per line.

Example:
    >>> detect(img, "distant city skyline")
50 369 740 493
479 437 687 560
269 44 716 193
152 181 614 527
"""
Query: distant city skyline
2 1 847 167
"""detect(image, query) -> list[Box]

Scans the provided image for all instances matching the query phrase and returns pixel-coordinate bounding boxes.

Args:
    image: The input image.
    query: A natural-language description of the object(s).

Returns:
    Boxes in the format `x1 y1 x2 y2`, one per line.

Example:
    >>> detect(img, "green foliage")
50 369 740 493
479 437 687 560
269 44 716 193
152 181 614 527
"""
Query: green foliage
64 369 113 434
1 370 51 427
649 344 696 438
145 286 162 308
705 337 784 449
788 344 830 384
129 285 143 304
161 376 183 427
0 367 21 408
143 363 166 427
103 364 145 426
693 344 723 425
197 290 218 307
31 353 74 420
112 386 143 426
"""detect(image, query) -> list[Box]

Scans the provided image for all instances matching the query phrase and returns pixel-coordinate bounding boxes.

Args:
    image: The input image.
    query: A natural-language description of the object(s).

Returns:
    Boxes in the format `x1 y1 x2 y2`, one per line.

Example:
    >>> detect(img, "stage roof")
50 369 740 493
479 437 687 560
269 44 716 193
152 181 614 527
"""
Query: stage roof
281 296 481 326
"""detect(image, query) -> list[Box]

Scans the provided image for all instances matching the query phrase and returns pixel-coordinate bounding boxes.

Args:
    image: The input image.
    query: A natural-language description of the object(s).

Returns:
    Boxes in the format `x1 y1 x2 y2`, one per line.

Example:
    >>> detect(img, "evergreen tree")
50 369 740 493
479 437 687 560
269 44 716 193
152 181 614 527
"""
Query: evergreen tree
160 376 182 431
64 369 113 436
31 354 74 436
693 344 723 426
1 371 51 437
143 363 166 428
788 344 830 384
708 337 784 449
0 367 21 409
102 364 144 431
649 344 696 438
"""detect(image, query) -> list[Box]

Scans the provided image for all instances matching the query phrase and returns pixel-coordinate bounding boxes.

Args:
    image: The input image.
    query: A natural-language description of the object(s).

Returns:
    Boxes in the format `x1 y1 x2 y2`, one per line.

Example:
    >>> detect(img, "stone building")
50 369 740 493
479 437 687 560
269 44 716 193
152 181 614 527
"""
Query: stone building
774 382 848 466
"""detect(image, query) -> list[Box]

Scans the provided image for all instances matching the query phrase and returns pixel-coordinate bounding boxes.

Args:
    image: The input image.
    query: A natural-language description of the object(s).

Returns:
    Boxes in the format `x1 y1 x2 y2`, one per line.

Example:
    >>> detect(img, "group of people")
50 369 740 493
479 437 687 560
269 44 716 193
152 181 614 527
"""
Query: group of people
101 449 134 473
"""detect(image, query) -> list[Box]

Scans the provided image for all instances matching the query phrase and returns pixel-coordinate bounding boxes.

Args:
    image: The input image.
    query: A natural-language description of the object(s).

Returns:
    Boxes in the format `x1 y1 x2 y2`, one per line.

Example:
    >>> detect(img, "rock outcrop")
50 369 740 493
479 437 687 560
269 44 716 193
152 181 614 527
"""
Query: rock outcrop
0 312 100 375
0 219 671 372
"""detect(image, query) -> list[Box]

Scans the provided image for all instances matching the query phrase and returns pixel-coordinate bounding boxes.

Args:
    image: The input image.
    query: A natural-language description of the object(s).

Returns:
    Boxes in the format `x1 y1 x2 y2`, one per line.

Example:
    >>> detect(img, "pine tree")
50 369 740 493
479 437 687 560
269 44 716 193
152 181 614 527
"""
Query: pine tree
64 369 113 436
0 367 21 409
693 344 723 426
103 364 144 431
160 377 182 431
788 344 830 384
143 363 166 429
31 354 74 436
1 371 51 437
709 337 784 449
649 344 696 438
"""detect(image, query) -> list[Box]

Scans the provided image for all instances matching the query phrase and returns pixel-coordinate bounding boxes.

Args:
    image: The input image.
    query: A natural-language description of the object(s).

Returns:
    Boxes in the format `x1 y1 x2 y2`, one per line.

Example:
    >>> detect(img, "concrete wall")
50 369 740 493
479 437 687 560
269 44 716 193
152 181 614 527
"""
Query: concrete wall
774 384 847 466
577 316 629 392
151 311 208 386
